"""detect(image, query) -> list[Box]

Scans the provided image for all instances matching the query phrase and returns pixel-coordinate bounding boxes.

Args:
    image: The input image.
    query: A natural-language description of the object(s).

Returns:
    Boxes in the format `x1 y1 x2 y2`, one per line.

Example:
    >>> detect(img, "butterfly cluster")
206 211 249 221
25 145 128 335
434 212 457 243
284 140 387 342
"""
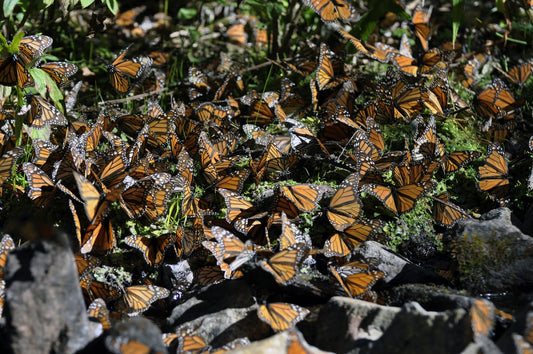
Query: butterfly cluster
0 1 531 349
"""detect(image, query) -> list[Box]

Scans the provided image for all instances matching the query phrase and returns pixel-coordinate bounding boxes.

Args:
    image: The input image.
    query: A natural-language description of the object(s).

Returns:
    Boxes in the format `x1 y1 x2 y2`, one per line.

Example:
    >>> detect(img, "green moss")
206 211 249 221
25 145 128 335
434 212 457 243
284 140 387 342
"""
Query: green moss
452 230 519 292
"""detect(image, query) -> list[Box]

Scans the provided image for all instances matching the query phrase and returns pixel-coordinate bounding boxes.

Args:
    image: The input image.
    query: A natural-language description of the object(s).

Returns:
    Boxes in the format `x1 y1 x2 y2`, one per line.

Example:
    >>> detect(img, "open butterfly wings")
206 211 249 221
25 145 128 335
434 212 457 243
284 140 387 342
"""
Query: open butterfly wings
108 45 153 93
306 0 353 22
257 302 310 332
259 243 309 285
125 233 177 266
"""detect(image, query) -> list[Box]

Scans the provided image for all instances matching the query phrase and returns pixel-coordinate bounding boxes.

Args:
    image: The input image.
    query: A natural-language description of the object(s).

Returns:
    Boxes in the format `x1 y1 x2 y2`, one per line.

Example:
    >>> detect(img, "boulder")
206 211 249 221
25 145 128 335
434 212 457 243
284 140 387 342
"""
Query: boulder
1 237 90 354
230 328 333 354
452 208 533 293
312 297 400 353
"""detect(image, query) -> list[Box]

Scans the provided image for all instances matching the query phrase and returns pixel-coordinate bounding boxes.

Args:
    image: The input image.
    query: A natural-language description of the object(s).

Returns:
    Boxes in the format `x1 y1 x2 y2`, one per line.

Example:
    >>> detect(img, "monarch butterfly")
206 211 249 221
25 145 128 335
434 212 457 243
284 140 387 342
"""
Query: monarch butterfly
117 341 166 354
115 5 146 26
376 75 423 122
0 147 23 186
259 243 308 285
460 53 489 89
121 285 170 315
27 94 67 128
316 43 349 90
257 302 310 332
323 233 351 257
39 61 78 86
343 219 383 248
469 299 495 339
288 122 329 157
393 49 443 76
144 179 175 222
203 226 268 278
422 76 450 115
366 117 385 152
440 150 481 175
326 175 363 231
320 107 358 142
306 0 352 22
194 265 226 287
362 182 429 215
213 168 250 194
74 172 110 222
0 279 5 317
431 193 470 227
87 298 111 330
474 78 523 120
23 162 78 207
411 6 431 51
176 326 208 353
80 216 116 254
279 212 312 250
124 233 177 266
495 60 533 86
79 272 121 302
196 102 233 127
476 143 509 204
219 188 265 235
411 116 443 161
345 130 380 177
251 141 297 183
0 35 52 87
329 261 384 297
278 184 321 213
73 253 100 276
107 44 152 93
337 28 382 61
0 234 15 280
32 139 58 168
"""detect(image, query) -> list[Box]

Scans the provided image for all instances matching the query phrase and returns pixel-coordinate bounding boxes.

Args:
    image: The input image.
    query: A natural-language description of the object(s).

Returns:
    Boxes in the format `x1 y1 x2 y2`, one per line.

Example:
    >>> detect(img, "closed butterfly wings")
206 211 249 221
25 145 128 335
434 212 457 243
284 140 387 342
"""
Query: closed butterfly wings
120 285 170 315
327 174 363 231
477 143 510 204
0 35 52 88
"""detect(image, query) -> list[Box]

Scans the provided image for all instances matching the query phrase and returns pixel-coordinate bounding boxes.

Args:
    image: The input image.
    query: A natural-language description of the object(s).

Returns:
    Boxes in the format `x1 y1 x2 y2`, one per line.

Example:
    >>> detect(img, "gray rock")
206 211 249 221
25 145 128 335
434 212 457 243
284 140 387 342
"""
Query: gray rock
313 297 400 353
497 301 533 353
230 328 333 354
388 283 491 313
367 302 471 354
168 279 269 348
104 317 167 354
2 239 91 354
453 207 533 293
352 241 446 286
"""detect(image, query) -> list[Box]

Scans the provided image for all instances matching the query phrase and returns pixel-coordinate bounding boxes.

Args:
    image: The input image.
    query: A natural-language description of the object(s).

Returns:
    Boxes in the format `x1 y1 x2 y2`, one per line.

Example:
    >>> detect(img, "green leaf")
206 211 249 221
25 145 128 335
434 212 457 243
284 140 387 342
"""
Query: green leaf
29 68 48 95
42 0 54 7
80 0 94 8
8 31 25 54
178 8 197 20
3 0 18 17
452 0 465 45
104 0 118 15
